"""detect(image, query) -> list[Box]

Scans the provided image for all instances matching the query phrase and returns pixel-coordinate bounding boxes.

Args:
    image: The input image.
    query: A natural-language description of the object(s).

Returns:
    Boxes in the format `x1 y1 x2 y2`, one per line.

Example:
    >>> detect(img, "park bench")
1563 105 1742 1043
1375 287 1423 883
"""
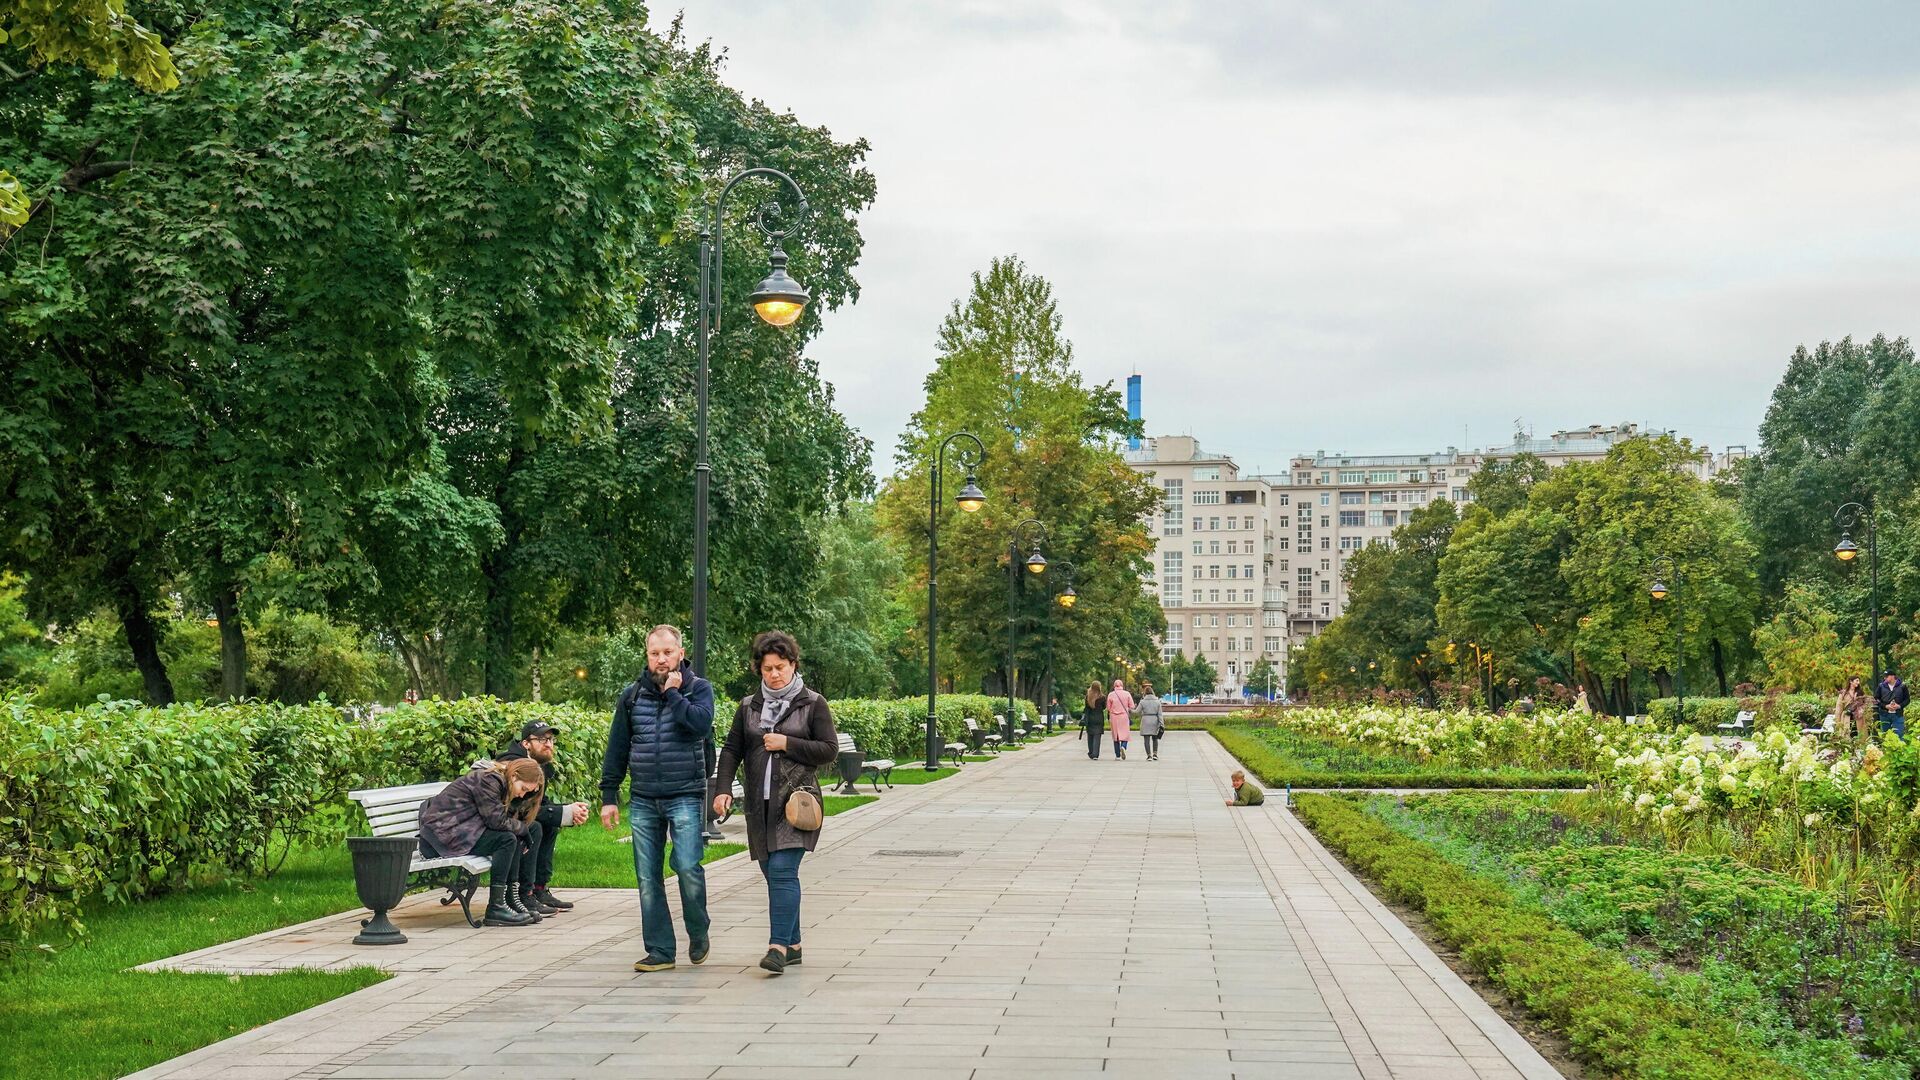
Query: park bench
834 732 897 793
1001 712 1029 741
965 717 1001 754
942 730 967 767
1716 709 1756 733
1801 713 1837 738
347 782 493 928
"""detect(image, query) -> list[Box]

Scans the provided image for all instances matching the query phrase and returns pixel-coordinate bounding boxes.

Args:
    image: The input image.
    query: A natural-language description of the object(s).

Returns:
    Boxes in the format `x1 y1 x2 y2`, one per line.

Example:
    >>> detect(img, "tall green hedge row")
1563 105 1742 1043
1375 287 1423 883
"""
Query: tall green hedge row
1 691 1030 941
1644 693 1829 732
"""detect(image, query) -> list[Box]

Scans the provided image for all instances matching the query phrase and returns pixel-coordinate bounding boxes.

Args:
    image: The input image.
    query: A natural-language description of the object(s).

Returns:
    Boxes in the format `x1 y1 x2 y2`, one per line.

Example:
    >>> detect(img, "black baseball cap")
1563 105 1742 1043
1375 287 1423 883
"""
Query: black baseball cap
520 721 559 740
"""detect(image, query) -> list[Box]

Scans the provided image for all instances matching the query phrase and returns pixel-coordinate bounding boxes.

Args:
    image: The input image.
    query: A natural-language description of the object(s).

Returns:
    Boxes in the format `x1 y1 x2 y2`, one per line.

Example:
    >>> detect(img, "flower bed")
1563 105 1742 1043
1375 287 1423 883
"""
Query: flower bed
1302 791 1920 1079
1211 722 1588 789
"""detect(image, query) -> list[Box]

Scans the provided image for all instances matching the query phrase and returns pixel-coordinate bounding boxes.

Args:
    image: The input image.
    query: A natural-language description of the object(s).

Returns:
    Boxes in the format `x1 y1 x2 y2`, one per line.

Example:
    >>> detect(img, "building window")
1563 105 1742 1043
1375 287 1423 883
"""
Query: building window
1224 540 1236 554
1210 540 1222 555
1433 468 1447 481
1320 602 1330 616
1451 487 1468 501
1243 516 1255 529
1319 493 1331 506
1210 614 1220 627
1244 637 1255 653
1209 589 1220 603
1243 564 1254 579
1277 561 1289 573
1193 465 1221 480
1383 510 1397 526
1320 559 1330 571
1339 470 1365 484
1297 568 1312 585
1227 637 1239 653
1161 551 1183 606
1320 580 1330 594
1339 536 1363 550
1265 635 1281 652
1318 472 1330 484
1193 490 1223 505
1161 479 1184 534
1228 565 1240 579
1276 537 1289 551
1340 491 1364 505
1264 612 1280 627
1210 517 1221 530
1407 490 1427 504
1367 510 1385 527
1369 470 1397 483
1161 624 1183 660
1339 511 1364 526
1209 638 1220 652
1277 494 1290 506
1320 537 1330 550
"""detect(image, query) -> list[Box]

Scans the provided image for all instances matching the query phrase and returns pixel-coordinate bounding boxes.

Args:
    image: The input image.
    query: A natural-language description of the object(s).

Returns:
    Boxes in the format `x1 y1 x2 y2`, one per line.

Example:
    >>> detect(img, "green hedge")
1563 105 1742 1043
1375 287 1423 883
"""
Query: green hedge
1294 794 1799 1080
1 690 1033 942
1645 694 1829 733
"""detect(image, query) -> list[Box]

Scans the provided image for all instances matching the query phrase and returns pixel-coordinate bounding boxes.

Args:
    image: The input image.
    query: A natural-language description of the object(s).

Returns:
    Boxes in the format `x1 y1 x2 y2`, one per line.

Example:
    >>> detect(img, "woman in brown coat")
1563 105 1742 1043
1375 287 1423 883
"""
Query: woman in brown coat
1836 675 1872 742
417 757 546 927
714 630 838 975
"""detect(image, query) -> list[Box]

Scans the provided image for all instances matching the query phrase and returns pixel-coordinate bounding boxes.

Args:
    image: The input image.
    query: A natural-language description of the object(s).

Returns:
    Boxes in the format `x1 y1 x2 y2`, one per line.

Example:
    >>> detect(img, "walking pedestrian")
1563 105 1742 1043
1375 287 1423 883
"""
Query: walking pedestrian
599 624 716 972
713 631 838 976
417 758 547 927
1136 680 1165 760
1836 675 1871 743
1106 678 1136 760
1875 670 1908 739
1081 682 1106 759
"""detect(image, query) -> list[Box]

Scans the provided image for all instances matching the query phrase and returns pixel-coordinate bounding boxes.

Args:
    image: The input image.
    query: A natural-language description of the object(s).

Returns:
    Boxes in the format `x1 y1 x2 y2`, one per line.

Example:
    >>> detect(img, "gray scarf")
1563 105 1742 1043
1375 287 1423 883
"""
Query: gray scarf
757 674 806 800
758 673 807 731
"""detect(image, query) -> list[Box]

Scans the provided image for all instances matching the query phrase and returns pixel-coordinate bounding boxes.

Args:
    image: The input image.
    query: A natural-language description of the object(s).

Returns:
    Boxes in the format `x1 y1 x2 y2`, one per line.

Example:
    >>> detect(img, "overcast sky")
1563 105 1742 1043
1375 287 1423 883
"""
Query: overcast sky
666 2 1920 475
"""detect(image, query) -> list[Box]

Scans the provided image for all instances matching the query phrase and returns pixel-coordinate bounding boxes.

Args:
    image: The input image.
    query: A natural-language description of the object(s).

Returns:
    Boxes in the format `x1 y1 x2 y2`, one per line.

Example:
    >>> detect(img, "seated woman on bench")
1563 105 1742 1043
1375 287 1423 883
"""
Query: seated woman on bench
418 757 547 927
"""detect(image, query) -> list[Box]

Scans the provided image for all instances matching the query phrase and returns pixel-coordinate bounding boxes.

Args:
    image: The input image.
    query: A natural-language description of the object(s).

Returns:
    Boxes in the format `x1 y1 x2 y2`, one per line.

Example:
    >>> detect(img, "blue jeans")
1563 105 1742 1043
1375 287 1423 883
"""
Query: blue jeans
760 847 804 947
629 795 709 960
1881 710 1907 739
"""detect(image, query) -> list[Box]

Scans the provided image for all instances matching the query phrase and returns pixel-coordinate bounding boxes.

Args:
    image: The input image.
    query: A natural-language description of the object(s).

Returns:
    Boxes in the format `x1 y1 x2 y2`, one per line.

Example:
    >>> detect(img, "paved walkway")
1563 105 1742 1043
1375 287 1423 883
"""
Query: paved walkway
131 731 1561 1080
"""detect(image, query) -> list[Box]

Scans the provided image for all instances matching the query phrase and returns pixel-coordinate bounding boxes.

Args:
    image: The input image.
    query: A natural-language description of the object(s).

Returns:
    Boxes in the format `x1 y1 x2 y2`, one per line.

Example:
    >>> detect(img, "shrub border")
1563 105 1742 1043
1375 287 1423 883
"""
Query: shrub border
1293 794 1799 1080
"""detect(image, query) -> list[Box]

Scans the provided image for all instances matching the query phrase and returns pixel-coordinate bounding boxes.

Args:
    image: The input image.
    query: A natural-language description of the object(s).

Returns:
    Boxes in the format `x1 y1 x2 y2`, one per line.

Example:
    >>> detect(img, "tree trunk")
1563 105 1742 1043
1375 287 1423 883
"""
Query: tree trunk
214 583 247 700
481 448 524 700
1711 638 1730 695
530 643 543 703
109 554 174 705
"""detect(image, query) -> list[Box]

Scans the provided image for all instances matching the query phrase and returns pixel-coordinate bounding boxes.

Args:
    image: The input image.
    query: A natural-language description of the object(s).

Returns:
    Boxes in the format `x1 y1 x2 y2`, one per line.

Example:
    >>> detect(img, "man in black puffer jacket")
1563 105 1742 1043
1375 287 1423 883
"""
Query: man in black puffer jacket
599 624 715 972
497 721 590 914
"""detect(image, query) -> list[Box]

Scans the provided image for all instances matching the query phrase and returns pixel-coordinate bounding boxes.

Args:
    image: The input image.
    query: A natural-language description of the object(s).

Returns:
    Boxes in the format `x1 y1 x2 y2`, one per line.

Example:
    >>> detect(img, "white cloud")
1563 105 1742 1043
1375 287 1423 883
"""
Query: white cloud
666 2 1920 468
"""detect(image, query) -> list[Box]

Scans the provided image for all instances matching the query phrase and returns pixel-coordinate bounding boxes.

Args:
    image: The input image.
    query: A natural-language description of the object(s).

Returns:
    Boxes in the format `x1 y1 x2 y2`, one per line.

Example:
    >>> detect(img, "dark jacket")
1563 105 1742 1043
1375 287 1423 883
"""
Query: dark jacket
1081 694 1107 729
715 688 838 862
497 741 563 829
1876 677 1909 714
418 768 531 857
600 662 716 804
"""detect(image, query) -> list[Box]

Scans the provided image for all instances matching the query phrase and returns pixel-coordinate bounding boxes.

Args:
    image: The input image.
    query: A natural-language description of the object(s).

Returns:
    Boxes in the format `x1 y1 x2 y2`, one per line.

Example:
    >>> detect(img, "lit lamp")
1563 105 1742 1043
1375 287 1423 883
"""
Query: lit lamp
574 667 588 681
1005 517 1049 742
1833 501 1881 689
1058 585 1078 608
925 433 987 768
747 246 809 327
1835 534 1860 561
1025 549 1048 573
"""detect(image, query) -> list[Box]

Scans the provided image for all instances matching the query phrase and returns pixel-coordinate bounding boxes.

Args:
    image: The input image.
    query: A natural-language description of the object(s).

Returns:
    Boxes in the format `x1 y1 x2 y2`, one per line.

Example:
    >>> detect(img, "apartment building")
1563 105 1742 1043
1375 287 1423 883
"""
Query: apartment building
1127 423 1728 698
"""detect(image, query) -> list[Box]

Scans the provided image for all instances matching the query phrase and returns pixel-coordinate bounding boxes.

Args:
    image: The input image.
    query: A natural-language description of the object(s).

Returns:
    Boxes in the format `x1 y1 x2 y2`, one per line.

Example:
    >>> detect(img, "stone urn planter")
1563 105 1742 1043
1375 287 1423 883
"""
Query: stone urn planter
348 835 416 945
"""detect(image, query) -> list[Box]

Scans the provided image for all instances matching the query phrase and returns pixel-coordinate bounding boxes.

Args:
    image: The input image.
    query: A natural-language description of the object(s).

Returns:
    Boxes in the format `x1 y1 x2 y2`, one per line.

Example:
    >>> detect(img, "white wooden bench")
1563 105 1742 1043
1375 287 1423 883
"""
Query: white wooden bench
1717 709 1755 733
942 729 967 768
1801 713 1837 738
834 732 896 793
966 717 1001 754
347 782 494 928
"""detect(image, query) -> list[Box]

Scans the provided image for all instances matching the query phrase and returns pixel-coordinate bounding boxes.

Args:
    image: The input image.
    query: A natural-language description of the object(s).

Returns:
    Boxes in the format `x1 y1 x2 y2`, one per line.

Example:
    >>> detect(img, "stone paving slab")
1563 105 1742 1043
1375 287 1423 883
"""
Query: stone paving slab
128 730 1560 1080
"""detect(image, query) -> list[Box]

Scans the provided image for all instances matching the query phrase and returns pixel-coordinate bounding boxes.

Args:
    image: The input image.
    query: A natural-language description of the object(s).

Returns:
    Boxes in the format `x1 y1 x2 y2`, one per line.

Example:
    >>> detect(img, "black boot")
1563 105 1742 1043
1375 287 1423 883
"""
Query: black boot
506 883 543 922
531 886 574 911
484 884 534 927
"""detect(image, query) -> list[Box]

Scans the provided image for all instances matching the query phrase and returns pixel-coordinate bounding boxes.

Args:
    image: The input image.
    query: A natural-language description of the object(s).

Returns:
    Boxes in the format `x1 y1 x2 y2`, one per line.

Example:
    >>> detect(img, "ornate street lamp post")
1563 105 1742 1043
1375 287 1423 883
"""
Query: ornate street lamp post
925 434 987 768
1649 555 1683 727
1835 501 1881 688
1005 519 1048 742
1046 561 1076 730
691 168 810 676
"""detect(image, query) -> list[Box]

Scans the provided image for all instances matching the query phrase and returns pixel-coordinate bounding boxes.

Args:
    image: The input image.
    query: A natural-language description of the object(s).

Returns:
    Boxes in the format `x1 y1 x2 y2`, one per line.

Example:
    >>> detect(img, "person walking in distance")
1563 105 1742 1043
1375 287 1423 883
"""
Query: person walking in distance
714 631 839 975
1081 682 1107 760
1106 678 1136 760
1876 670 1909 739
1135 680 1166 761
1835 675 1871 744
599 624 716 972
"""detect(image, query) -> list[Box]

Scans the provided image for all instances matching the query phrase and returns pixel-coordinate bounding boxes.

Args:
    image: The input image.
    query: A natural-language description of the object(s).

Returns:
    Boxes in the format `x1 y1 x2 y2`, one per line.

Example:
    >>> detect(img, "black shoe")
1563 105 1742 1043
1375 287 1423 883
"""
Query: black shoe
526 892 559 916
505 883 543 922
690 939 709 965
633 954 676 972
784 947 802 966
531 886 574 911
482 885 534 926
759 948 786 974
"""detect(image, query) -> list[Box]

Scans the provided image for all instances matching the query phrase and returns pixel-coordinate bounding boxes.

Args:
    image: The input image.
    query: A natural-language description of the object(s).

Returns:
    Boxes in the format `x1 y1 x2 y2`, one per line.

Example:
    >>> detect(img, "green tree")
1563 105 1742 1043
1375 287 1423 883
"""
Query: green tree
1173 651 1218 698
1244 655 1278 699
1740 335 1919 606
877 256 1161 709
1339 500 1458 697
1465 453 1551 518
788 503 905 699
1753 584 1868 693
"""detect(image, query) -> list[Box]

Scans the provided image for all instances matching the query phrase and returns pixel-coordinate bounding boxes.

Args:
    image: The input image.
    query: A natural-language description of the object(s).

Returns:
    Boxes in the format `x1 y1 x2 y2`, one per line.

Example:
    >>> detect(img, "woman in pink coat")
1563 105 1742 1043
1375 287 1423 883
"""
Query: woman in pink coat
1105 679 1136 759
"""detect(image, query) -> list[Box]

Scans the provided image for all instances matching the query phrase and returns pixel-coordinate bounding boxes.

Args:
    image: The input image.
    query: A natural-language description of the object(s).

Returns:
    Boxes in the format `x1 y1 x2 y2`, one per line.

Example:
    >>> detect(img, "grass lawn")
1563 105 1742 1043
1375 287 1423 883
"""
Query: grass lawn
824 794 877 815
0 844 384 1080
551 825 745 889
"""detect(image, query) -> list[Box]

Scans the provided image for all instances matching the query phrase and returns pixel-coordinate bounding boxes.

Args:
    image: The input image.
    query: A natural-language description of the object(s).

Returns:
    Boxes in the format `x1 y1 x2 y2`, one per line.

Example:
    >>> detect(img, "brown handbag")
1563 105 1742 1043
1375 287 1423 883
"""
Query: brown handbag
784 787 822 830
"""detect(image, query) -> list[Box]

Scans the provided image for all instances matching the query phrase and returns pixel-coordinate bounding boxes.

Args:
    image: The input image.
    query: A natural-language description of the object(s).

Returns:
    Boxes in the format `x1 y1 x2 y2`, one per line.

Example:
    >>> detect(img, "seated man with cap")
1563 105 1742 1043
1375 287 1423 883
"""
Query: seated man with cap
497 720 590 912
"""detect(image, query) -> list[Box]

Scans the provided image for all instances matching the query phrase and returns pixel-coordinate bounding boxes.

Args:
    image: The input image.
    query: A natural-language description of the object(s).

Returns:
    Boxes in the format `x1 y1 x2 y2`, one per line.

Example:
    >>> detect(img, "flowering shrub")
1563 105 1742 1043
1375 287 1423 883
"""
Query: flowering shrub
1262 705 1612 773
